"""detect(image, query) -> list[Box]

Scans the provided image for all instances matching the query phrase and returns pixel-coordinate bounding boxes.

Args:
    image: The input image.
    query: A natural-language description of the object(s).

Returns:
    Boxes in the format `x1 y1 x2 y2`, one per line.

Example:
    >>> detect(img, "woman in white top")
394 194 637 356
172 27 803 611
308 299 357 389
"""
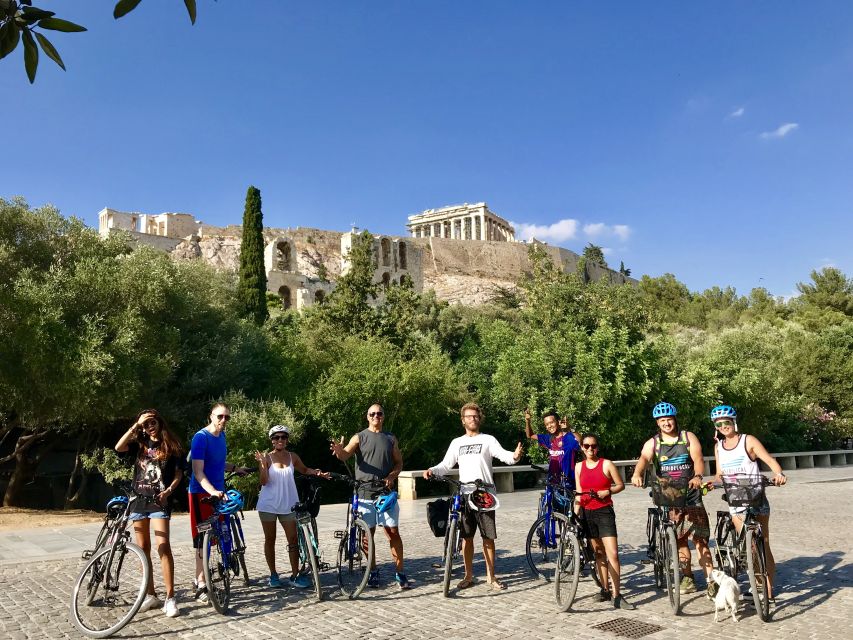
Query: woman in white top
254 425 329 589
711 405 786 597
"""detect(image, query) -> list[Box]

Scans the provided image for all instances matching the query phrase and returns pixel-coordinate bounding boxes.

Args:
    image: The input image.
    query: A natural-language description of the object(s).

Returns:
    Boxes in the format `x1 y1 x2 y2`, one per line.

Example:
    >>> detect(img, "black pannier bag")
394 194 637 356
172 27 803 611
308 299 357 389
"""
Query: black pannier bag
427 498 450 537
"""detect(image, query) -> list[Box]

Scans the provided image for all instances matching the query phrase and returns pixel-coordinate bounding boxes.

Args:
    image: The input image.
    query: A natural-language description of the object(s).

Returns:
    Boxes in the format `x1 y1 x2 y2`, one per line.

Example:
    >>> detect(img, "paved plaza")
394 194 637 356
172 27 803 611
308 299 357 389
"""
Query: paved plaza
1 466 851 639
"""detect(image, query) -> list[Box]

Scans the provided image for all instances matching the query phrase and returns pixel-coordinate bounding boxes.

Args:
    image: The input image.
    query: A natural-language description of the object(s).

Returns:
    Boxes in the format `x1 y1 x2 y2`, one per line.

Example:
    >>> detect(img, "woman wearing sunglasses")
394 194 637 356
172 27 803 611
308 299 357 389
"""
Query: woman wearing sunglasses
574 434 634 610
115 409 184 617
254 424 329 589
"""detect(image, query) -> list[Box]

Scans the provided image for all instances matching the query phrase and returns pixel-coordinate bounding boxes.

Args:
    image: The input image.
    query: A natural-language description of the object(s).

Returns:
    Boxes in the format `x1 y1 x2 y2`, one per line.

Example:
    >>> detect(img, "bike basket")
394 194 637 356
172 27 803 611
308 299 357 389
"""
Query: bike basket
650 475 689 508
296 476 322 518
426 498 450 537
722 476 765 508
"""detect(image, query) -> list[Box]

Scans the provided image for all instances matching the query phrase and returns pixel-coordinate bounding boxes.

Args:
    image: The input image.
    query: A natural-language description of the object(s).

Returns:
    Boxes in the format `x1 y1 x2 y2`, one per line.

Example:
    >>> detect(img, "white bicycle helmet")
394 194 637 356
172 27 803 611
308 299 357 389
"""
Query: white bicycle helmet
268 424 290 438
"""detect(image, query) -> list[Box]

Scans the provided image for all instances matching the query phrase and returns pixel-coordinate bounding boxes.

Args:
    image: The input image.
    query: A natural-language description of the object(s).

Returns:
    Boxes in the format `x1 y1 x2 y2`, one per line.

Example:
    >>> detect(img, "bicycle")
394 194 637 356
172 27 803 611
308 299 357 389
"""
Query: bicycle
428 475 487 597
713 474 775 621
198 471 253 614
329 472 388 599
526 464 575 581
70 489 151 638
291 476 330 601
642 475 690 615
552 488 603 611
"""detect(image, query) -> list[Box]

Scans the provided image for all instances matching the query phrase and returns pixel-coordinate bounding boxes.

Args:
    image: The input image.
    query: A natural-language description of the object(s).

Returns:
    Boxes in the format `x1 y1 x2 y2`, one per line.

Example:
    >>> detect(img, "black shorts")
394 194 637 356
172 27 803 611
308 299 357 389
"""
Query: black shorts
584 505 617 539
459 507 497 540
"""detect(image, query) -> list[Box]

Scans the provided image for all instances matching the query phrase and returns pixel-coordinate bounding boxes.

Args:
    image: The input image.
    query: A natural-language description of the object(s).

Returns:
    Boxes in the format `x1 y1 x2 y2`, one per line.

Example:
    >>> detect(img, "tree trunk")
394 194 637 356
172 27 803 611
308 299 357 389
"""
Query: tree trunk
2 431 48 507
64 431 95 508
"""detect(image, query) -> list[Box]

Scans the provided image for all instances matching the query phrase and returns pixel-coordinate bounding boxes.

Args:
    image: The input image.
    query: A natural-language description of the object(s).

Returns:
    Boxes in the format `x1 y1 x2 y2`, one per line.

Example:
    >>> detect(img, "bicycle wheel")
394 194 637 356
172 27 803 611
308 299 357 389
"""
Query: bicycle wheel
651 528 665 589
231 519 250 586
442 518 460 597
716 517 739 578
662 526 681 615
525 513 565 580
554 526 581 612
581 535 603 590
745 528 771 621
337 519 373 599
299 522 322 601
202 529 231 614
70 542 149 638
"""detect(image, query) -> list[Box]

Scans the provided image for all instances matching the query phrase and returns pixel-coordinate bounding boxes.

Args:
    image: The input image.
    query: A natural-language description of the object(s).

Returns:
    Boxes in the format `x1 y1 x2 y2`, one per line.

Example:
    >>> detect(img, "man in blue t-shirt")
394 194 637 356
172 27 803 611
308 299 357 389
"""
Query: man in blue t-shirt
188 402 249 603
524 409 581 488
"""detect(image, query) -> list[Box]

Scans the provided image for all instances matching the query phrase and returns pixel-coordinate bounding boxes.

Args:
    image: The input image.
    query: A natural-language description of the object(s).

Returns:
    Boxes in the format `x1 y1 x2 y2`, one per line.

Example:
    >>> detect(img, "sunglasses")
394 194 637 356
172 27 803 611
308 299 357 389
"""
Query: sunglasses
271 434 288 441
582 444 598 450
215 414 231 421
715 420 735 427
368 412 384 418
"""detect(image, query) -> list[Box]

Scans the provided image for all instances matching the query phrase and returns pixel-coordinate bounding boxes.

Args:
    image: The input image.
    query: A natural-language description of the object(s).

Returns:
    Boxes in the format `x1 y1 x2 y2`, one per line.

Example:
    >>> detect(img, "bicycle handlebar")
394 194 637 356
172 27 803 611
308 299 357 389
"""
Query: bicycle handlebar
428 475 485 490
328 472 387 489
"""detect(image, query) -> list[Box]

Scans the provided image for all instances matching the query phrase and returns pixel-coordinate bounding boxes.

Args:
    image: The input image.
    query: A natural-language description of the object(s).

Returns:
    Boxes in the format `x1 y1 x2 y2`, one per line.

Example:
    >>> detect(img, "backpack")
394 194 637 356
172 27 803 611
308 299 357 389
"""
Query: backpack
426 498 450 537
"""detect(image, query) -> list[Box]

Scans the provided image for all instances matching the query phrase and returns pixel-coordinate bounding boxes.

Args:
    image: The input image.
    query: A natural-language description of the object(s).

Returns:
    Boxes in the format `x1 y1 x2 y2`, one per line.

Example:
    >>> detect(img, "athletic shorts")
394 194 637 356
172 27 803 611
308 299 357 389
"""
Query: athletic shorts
129 509 171 521
672 505 711 541
358 500 400 528
460 507 497 540
258 511 297 524
584 505 617 539
189 492 217 548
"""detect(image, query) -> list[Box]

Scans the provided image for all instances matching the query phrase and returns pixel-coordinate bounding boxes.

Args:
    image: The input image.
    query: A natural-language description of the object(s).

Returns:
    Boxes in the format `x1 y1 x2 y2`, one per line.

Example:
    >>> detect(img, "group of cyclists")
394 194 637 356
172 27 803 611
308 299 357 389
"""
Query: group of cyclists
114 397 787 620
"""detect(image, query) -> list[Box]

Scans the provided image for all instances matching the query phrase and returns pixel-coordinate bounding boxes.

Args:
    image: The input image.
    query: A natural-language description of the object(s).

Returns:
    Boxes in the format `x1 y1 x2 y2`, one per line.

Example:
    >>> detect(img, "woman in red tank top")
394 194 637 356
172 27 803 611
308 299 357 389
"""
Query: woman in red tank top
575 434 633 610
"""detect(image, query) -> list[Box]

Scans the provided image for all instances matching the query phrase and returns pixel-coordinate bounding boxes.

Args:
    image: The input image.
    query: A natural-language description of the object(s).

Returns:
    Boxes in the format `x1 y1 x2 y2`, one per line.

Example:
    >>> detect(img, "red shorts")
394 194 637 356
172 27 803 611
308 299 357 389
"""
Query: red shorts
189 492 216 548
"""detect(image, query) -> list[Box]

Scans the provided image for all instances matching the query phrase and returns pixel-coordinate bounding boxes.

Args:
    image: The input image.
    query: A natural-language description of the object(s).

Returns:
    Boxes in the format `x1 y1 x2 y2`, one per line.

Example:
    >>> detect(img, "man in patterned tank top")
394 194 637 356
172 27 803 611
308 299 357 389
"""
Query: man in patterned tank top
631 401 714 597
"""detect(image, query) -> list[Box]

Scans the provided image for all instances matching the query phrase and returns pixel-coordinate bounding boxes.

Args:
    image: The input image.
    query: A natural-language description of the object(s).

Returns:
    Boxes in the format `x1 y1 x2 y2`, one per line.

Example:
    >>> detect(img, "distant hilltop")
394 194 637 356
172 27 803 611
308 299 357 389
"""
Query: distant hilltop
97 203 634 309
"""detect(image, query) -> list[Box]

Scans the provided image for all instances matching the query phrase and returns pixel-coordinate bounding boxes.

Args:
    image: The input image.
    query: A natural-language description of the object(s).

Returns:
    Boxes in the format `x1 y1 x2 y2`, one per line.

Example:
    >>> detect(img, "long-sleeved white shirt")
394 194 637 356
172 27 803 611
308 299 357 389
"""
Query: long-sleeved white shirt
429 433 517 488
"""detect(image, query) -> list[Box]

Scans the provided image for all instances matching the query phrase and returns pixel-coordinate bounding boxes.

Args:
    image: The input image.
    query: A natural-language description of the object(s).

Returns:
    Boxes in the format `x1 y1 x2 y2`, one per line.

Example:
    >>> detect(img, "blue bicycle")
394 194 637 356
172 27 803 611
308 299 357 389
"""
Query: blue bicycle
329 472 388 599
198 472 252 614
526 464 574 580
429 475 485 597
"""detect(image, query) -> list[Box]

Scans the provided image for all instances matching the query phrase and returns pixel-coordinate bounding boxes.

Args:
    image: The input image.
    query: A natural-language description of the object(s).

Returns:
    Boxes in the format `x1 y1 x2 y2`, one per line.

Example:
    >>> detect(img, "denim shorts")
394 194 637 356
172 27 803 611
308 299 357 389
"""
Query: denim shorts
730 497 771 517
358 500 400 528
128 509 171 521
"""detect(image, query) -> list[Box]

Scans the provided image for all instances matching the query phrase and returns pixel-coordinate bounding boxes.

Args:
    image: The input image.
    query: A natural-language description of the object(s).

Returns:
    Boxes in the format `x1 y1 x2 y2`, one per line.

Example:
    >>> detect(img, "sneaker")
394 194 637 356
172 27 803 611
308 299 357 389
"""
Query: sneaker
394 572 412 590
162 597 179 618
707 581 719 598
194 584 208 604
268 573 283 588
679 576 697 594
596 588 612 602
139 594 162 613
367 569 380 588
613 595 635 610
289 574 312 589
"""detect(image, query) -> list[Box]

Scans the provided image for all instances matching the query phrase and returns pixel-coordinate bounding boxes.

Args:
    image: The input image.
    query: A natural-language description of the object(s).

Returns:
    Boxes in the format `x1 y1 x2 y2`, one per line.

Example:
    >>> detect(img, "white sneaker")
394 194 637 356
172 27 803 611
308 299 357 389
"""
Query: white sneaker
162 597 179 617
139 594 162 612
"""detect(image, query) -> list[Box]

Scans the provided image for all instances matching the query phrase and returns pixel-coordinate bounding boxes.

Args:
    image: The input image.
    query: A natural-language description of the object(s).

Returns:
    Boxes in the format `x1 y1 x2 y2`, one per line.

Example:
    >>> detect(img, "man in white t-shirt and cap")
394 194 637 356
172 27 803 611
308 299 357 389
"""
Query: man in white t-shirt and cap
424 402 522 591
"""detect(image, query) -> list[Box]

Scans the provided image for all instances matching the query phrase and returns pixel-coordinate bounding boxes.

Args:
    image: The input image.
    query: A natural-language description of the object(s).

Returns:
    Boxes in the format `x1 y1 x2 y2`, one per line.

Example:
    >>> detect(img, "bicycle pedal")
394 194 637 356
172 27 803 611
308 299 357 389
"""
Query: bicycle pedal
333 530 345 539
641 558 653 564
319 562 331 572
81 550 93 560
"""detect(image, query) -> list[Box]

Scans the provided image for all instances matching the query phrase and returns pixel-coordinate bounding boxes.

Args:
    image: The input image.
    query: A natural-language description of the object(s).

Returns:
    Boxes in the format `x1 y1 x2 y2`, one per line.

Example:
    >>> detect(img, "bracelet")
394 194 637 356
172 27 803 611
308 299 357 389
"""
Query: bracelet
692 474 702 480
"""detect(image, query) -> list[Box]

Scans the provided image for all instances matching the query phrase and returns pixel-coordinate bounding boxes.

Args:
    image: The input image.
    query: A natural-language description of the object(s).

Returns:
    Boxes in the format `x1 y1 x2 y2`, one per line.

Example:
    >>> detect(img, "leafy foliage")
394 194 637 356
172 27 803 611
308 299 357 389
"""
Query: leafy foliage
236 186 268 325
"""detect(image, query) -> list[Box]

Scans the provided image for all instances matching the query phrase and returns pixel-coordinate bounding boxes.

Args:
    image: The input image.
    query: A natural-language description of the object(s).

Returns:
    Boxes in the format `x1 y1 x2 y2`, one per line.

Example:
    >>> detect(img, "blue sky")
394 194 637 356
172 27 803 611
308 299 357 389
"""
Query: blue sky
4 1 852 297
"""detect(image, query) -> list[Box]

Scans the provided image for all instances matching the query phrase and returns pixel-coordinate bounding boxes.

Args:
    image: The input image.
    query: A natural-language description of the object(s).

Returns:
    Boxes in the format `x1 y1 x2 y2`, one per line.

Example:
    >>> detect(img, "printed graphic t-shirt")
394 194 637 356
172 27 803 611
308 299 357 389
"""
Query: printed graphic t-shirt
536 433 580 488
430 433 517 489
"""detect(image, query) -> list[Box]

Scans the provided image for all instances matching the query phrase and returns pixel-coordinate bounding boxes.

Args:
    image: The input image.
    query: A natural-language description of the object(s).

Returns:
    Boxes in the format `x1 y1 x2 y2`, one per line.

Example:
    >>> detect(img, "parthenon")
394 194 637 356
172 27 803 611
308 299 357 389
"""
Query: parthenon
406 203 515 242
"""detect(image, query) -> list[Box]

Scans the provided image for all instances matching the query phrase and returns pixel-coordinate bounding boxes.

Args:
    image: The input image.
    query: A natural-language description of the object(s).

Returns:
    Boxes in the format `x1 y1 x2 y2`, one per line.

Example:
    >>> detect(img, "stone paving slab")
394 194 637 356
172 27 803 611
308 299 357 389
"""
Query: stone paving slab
1 467 851 639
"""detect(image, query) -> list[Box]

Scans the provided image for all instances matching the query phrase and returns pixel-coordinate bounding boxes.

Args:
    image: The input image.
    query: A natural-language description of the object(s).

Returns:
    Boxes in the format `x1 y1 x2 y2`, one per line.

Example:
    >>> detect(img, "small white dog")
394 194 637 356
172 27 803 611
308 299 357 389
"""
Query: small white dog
710 569 741 623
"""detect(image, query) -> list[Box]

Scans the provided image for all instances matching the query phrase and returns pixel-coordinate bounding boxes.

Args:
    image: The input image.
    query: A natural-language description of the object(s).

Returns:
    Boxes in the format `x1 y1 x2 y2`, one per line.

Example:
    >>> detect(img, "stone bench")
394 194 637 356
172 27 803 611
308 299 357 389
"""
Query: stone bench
397 449 853 500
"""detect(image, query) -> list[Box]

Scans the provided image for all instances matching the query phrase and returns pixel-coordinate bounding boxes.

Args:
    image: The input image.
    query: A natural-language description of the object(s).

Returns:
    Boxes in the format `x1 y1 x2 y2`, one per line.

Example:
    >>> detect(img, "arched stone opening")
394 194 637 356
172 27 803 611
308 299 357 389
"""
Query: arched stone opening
381 272 391 289
276 241 291 271
314 290 325 304
278 286 292 310
399 242 407 269
381 238 391 267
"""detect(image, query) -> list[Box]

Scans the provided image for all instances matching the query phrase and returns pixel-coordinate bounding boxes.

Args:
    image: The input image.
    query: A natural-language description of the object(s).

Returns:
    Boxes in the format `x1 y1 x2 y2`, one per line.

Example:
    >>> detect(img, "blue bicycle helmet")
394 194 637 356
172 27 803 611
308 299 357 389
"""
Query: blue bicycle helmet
215 489 244 515
652 402 677 419
375 491 398 514
710 405 737 421
106 495 128 517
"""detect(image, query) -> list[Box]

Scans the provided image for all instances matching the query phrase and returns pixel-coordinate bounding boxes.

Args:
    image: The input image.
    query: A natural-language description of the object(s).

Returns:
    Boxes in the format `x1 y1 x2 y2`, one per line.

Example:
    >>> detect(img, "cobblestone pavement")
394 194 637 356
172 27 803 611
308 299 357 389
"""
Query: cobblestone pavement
1 467 851 639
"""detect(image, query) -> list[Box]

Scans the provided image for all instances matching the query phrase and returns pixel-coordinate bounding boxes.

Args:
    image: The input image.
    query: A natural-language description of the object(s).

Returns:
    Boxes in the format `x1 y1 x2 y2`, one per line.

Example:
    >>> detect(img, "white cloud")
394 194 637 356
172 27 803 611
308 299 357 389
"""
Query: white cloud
601 247 614 256
583 222 606 238
512 218 631 246
729 106 745 118
760 122 799 139
512 218 579 243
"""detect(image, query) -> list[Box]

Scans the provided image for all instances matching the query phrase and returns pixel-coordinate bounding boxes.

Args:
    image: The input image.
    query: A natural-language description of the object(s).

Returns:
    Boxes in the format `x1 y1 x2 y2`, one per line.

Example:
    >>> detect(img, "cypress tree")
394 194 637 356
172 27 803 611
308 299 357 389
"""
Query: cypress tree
237 185 268 324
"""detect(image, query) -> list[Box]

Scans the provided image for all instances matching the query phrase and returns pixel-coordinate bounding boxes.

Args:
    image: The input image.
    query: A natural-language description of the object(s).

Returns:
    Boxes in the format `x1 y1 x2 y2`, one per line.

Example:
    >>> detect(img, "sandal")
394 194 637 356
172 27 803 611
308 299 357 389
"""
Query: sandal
488 578 506 591
456 577 478 590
